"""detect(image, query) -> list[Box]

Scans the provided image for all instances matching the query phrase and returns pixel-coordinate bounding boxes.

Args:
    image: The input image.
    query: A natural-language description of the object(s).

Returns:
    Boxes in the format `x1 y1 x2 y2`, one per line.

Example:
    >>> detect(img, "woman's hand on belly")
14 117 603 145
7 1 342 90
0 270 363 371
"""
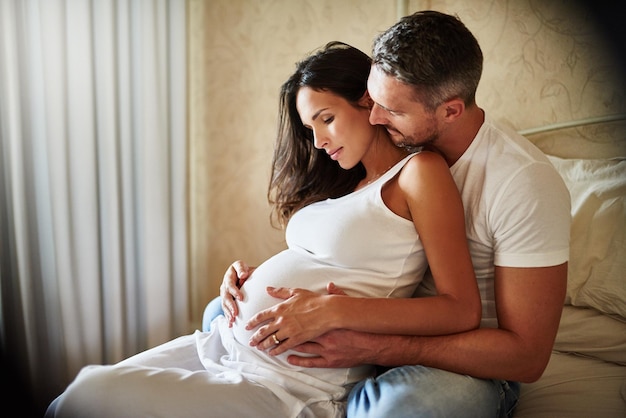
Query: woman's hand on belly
246 283 347 355
220 260 256 327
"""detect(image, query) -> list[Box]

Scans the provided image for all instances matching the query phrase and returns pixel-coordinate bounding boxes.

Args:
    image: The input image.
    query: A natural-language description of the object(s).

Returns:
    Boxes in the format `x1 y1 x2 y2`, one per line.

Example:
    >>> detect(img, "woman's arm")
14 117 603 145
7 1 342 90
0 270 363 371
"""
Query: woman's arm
247 152 481 353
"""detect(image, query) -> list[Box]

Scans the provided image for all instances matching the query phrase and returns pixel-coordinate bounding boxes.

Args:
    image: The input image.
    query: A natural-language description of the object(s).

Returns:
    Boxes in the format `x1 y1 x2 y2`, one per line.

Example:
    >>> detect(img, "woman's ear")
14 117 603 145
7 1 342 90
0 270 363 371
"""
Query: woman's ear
359 91 374 108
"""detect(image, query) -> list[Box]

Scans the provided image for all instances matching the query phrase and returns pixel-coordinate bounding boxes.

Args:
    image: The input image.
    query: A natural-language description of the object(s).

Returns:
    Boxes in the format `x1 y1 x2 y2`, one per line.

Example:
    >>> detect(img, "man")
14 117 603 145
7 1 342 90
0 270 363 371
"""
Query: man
217 11 570 417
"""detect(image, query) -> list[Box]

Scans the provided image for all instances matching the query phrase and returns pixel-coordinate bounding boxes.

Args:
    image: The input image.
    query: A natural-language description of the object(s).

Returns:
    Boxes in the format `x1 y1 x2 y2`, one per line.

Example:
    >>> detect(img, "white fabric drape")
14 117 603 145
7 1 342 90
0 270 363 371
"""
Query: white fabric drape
0 0 188 413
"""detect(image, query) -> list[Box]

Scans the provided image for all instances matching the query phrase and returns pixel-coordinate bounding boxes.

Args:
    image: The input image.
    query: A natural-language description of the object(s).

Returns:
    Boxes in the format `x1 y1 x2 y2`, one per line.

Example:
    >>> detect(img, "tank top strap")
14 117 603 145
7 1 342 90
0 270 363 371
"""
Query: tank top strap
378 151 420 183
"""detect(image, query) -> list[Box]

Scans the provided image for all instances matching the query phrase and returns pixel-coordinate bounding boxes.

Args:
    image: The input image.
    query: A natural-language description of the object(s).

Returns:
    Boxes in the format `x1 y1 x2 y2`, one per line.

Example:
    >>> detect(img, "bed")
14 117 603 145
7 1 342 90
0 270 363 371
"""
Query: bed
512 116 626 417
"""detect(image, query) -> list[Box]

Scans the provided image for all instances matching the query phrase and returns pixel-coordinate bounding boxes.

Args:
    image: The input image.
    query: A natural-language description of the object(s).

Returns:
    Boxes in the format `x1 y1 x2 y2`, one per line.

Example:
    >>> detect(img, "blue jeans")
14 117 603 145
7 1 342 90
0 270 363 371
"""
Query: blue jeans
202 297 520 417
202 296 225 331
348 365 519 418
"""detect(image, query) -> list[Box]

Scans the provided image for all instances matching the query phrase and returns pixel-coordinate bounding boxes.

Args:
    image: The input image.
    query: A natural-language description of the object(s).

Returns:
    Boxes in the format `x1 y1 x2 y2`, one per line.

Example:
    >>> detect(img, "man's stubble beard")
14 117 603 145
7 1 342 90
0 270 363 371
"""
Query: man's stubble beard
386 127 438 150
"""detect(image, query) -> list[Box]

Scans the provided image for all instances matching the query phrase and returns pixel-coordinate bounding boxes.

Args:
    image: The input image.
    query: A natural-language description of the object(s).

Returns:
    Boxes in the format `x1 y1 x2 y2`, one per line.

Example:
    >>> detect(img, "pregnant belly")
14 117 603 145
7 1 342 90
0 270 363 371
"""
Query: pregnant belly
231 249 335 346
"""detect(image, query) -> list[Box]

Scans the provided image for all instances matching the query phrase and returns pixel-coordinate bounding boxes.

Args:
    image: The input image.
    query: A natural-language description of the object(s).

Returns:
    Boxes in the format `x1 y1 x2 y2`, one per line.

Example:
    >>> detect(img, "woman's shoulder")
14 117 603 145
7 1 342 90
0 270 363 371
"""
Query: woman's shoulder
382 149 457 221
402 149 449 174
396 149 456 197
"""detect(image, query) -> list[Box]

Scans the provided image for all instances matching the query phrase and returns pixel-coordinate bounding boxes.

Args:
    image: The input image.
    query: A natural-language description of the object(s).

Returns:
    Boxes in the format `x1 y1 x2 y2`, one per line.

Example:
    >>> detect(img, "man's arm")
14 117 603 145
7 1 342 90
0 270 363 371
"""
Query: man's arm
289 263 567 383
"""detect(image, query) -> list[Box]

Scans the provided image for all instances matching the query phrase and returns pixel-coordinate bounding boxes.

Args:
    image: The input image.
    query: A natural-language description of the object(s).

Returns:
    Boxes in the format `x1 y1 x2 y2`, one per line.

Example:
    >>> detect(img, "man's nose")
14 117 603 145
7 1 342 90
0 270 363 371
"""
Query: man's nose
369 103 385 125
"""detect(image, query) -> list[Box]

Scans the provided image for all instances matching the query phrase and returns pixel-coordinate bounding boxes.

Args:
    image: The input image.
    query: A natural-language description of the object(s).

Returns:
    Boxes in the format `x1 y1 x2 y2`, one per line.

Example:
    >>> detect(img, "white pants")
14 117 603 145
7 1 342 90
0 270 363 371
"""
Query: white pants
52 334 308 418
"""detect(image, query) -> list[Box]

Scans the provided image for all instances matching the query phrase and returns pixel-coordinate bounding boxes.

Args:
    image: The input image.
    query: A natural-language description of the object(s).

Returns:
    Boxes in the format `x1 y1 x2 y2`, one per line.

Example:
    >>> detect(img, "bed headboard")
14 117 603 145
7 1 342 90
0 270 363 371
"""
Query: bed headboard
519 114 626 159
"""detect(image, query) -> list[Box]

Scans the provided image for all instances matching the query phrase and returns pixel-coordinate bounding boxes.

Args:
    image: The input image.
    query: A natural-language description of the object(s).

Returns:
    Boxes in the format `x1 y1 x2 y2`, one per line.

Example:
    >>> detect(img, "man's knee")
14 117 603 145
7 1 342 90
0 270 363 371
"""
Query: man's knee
347 366 501 418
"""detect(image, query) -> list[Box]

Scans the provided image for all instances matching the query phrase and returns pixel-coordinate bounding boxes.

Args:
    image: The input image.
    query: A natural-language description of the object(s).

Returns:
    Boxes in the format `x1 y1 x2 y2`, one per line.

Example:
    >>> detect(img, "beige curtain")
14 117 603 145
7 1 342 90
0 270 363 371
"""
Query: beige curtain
0 0 188 414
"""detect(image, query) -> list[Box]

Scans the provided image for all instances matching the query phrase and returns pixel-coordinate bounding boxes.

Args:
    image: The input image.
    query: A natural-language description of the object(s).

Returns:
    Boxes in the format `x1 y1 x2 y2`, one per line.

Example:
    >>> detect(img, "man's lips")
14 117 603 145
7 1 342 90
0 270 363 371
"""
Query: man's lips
384 126 401 135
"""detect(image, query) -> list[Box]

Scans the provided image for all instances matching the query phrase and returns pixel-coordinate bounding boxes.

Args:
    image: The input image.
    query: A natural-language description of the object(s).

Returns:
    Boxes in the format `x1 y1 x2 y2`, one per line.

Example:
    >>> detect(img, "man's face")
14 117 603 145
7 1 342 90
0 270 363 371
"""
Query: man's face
367 65 438 148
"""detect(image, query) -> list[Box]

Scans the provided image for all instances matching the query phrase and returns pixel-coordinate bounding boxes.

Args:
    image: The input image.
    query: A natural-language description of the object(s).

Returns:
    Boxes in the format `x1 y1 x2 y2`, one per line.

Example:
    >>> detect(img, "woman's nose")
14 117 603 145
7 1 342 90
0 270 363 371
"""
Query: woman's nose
313 130 327 149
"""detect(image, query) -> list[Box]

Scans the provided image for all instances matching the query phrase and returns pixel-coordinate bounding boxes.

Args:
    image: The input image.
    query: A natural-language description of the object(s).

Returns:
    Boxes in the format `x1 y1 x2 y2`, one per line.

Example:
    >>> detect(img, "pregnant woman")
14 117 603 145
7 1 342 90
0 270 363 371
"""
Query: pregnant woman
47 42 480 418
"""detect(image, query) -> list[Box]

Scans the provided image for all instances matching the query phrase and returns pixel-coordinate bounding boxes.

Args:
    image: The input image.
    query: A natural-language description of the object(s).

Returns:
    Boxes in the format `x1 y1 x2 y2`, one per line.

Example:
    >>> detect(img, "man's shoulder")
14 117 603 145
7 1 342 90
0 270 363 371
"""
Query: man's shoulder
480 117 547 161
466 120 555 187
459 117 567 201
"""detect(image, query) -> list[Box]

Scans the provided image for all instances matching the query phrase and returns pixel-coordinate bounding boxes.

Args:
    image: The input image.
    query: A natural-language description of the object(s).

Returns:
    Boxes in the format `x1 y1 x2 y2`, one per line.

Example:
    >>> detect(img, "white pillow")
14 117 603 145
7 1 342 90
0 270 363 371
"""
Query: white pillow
547 156 626 319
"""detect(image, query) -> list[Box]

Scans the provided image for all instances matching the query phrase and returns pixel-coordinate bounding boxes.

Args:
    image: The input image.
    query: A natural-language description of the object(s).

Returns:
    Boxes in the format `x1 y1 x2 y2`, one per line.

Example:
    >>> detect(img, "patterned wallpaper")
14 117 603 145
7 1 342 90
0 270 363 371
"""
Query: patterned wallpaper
187 0 625 326
420 0 626 158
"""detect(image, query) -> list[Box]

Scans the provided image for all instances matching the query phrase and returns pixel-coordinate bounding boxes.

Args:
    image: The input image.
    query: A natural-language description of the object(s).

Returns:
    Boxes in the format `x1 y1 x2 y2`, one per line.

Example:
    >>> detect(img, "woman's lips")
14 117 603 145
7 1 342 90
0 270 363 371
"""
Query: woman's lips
328 147 342 160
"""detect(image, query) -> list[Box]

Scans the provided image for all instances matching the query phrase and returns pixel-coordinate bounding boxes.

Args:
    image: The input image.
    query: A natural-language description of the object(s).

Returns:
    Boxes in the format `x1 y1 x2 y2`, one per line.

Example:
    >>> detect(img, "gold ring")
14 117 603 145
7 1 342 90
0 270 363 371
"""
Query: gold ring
271 334 280 345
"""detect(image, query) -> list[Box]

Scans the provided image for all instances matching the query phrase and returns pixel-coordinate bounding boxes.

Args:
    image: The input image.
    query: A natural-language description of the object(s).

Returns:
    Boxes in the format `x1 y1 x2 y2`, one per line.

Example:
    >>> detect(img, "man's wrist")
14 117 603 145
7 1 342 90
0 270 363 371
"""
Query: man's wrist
372 333 422 366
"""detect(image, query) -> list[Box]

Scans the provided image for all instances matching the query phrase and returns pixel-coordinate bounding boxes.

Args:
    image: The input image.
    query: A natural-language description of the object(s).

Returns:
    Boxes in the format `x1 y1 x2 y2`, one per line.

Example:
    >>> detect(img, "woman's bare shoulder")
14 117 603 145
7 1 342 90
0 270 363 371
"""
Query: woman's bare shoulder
401 149 449 177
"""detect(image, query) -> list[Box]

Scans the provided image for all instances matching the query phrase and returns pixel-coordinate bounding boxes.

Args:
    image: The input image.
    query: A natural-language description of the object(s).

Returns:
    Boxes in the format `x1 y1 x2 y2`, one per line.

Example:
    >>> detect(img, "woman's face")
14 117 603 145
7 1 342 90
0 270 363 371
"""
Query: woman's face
296 87 376 170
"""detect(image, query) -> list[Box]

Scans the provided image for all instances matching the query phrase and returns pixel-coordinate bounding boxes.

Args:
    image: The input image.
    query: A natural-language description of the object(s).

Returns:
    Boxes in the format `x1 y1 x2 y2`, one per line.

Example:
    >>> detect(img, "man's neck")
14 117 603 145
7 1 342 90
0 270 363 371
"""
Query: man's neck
437 106 485 167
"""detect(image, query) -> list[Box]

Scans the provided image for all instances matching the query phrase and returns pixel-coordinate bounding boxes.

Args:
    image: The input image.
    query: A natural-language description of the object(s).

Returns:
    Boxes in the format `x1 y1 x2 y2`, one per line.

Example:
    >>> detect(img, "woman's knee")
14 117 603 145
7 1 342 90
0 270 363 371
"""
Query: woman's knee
202 297 223 331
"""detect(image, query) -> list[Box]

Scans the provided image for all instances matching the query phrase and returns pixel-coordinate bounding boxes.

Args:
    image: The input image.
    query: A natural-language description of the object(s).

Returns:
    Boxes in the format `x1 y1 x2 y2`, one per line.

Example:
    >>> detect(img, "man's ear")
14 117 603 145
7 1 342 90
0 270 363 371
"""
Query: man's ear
440 98 464 121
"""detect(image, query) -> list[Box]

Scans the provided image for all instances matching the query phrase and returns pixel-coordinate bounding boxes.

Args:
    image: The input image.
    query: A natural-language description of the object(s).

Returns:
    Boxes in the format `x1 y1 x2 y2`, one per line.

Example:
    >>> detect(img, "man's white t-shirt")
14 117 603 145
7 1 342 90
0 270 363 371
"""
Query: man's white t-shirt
417 115 571 328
